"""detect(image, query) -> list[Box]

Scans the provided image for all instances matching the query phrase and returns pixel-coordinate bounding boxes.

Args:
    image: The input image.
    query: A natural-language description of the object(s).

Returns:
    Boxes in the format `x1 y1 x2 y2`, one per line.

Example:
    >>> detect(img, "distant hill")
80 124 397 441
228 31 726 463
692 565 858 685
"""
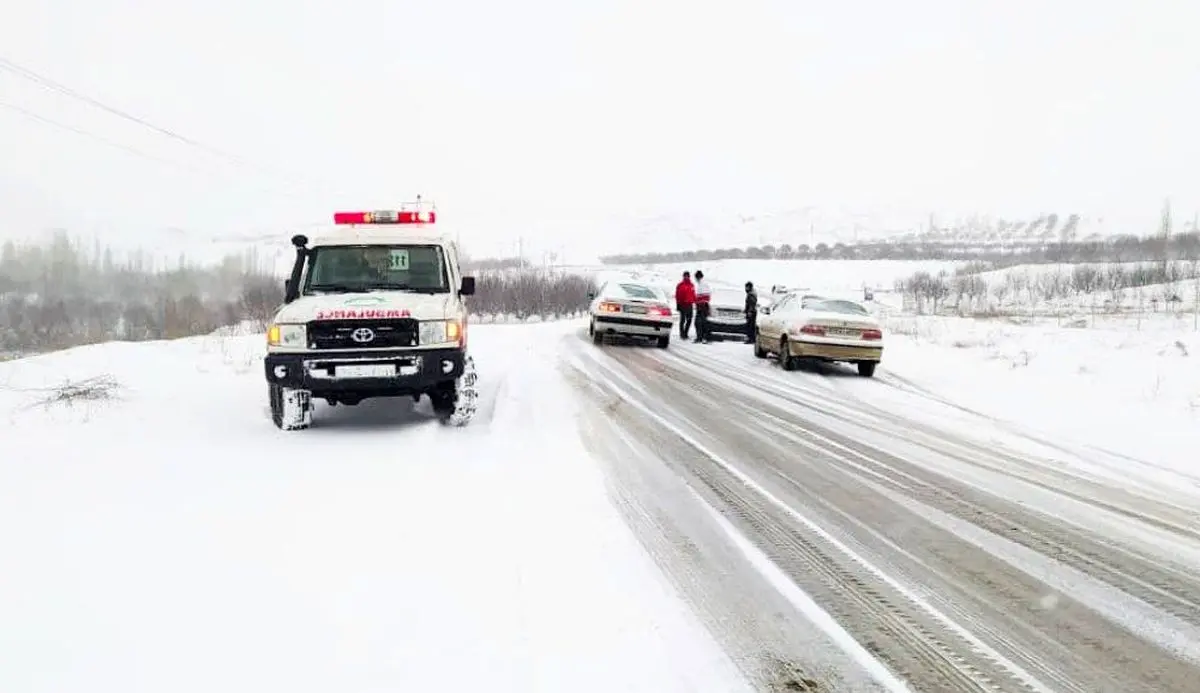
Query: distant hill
591 208 1165 257
6 204 1193 273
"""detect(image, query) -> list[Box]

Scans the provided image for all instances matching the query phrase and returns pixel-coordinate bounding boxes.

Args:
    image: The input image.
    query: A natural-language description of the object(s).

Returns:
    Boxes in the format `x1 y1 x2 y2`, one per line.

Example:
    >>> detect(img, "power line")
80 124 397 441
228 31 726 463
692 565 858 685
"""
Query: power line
0 99 309 199
0 54 331 193
0 100 213 176
0 57 238 159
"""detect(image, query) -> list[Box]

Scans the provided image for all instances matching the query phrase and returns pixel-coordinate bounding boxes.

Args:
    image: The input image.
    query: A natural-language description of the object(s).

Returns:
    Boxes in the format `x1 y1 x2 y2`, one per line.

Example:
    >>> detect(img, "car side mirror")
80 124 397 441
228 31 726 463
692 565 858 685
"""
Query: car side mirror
460 276 476 296
761 306 772 314
586 291 596 300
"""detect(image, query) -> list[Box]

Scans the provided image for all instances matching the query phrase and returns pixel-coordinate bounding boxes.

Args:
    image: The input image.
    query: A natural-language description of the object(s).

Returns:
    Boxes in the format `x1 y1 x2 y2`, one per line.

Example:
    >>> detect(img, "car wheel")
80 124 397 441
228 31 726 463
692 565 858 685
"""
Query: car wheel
780 337 797 371
753 331 767 358
591 321 603 345
656 335 670 349
857 361 877 377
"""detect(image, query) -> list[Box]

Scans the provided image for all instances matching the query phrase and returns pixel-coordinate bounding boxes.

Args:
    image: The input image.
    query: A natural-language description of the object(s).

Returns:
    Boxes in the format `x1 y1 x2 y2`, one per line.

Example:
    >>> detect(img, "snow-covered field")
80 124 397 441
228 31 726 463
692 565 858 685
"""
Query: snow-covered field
896 260 1200 316
877 312 1200 475
0 322 749 693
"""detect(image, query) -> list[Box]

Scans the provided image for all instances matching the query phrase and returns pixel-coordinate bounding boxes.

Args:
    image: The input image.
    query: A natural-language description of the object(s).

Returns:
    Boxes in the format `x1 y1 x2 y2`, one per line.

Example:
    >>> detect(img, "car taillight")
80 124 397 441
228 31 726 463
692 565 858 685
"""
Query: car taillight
599 302 622 313
648 305 672 317
862 329 882 340
799 324 825 336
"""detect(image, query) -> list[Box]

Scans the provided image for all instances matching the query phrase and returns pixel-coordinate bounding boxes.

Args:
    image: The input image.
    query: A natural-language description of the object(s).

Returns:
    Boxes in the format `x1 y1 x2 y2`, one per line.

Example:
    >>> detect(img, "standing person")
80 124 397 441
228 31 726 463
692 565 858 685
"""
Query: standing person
693 270 712 343
744 281 758 344
674 271 696 339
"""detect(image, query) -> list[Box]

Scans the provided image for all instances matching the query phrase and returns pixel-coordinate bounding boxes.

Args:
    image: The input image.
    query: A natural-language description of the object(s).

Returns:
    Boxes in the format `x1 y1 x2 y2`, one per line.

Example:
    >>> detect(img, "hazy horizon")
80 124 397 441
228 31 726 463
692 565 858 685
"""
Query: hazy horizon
3 0 1198 258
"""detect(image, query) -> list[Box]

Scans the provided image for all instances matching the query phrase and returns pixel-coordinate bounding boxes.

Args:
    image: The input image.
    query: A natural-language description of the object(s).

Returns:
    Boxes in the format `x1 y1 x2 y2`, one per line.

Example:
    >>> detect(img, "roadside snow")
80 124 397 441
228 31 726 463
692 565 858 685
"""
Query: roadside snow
0 322 749 693
876 312 1200 480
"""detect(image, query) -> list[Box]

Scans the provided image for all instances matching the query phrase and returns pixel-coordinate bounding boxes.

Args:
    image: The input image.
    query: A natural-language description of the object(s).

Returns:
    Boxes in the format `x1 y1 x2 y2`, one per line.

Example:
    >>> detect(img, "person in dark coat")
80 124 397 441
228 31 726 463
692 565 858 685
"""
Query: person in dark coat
744 281 758 343
693 270 712 343
674 271 696 339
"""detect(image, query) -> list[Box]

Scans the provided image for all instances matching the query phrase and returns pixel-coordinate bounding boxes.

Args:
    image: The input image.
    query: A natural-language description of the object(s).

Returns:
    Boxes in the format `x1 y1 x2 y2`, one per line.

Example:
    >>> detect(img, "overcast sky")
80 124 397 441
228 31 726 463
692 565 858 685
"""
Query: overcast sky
2 0 1198 256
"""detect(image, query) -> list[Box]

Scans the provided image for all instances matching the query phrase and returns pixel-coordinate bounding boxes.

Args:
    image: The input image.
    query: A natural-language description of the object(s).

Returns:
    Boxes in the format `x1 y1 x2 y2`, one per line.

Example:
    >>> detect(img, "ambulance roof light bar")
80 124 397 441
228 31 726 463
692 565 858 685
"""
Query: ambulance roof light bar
333 196 437 225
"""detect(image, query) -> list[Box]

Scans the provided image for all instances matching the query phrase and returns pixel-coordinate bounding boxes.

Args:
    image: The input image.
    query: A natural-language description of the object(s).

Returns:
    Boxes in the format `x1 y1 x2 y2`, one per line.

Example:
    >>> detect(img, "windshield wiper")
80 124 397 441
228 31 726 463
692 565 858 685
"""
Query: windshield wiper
363 283 445 294
309 283 369 293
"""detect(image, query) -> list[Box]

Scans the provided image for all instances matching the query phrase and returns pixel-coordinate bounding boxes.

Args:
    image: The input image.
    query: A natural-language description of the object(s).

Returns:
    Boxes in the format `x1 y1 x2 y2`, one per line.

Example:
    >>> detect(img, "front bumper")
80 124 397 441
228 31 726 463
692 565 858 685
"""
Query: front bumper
264 347 465 395
788 340 882 362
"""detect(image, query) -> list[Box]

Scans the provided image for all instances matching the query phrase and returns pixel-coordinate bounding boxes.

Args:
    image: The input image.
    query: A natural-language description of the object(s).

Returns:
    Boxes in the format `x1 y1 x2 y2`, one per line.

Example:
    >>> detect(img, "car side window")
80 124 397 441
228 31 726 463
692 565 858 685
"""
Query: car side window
773 296 794 313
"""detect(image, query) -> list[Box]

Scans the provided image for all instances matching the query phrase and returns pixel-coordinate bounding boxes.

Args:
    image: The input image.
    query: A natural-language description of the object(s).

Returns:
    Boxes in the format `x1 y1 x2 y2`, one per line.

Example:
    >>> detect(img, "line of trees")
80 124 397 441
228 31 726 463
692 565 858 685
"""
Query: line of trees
471 269 592 320
895 260 1200 315
599 230 1200 267
0 233 283 355
0 232 594 355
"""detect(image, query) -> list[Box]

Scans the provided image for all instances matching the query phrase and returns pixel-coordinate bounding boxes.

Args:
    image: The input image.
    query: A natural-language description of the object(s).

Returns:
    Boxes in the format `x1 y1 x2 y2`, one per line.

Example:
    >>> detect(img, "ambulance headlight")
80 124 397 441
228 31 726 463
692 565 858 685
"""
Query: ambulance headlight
419 320 462 345
267 323 306 348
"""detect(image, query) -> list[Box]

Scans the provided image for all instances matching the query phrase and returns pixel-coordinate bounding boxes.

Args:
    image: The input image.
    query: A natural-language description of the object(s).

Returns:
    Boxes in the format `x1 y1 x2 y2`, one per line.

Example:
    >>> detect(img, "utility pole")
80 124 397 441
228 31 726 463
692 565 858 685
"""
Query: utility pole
1161 197 1173 271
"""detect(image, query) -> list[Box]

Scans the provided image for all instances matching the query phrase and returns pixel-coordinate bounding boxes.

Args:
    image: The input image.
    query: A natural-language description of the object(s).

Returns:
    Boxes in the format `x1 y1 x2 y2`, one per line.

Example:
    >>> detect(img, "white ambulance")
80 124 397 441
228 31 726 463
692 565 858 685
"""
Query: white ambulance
263 201 478 430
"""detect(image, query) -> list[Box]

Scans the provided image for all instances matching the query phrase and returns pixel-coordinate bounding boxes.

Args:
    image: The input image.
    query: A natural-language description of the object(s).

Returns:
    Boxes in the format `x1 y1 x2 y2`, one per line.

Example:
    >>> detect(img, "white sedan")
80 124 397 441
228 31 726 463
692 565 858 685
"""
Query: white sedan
587 280 674 348
753 294 884 376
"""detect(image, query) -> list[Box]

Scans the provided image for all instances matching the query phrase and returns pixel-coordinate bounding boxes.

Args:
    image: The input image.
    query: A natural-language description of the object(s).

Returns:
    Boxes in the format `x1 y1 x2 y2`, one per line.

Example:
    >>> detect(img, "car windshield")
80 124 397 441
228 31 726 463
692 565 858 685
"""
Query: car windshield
304 245 449 294
618 283 658 299
805 299 869 315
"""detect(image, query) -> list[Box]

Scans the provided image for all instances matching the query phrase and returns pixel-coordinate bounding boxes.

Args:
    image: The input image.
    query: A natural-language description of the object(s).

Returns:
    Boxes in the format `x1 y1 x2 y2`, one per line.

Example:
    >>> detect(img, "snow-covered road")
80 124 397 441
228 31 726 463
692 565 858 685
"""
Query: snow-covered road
565 329 1200 692
5 320 1200 692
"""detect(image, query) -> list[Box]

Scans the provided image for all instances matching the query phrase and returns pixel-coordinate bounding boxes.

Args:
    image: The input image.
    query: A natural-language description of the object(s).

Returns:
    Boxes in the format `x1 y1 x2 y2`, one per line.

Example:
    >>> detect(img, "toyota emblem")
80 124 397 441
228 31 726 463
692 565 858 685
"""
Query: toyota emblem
350 327 376 343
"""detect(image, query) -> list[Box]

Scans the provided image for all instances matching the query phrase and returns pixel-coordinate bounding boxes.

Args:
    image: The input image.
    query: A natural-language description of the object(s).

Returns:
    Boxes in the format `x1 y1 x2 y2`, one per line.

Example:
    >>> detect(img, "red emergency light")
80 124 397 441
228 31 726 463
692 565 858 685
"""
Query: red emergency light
333 210 436 225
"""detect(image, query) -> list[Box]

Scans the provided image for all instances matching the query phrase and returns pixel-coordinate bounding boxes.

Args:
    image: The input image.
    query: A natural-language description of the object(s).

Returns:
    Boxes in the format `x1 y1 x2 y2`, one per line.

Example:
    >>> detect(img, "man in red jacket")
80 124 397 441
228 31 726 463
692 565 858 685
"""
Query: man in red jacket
674 271 696 339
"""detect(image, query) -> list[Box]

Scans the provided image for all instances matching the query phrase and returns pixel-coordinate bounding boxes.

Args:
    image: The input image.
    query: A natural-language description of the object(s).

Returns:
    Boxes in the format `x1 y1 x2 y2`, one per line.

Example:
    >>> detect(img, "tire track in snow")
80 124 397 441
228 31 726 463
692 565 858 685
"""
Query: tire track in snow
832 374 1200 534
667 345 1200 560
565 334 1050 692
564 332 878 692
570 335 1200 692
664 345 1200 628
673 342 1200 685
